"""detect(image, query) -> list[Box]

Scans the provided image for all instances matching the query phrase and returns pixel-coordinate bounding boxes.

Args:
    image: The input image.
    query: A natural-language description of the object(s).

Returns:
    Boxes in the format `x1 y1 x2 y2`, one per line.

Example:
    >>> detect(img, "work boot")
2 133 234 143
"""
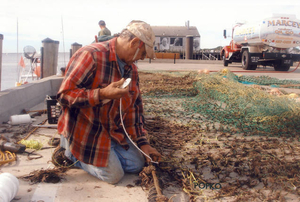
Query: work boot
52 146 75 168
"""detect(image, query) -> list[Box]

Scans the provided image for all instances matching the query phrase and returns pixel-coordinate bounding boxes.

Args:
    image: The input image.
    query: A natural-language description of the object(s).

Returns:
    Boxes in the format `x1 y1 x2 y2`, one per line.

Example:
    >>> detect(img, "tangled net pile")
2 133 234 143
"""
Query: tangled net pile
183 69 300 137
238 74 300 87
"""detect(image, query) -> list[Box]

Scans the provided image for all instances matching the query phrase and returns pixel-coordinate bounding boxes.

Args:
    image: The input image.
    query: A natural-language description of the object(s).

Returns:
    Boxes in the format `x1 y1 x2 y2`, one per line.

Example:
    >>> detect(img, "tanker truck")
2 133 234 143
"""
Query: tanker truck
220 14 300 71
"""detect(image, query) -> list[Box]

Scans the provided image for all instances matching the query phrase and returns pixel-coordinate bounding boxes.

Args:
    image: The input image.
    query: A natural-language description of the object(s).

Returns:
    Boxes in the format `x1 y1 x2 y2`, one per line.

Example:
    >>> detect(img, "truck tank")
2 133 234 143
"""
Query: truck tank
233 14 300 49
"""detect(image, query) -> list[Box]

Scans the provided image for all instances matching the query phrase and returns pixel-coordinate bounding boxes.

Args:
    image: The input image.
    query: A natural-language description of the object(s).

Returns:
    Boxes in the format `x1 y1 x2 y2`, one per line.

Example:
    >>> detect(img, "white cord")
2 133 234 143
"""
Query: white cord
119 98 158 164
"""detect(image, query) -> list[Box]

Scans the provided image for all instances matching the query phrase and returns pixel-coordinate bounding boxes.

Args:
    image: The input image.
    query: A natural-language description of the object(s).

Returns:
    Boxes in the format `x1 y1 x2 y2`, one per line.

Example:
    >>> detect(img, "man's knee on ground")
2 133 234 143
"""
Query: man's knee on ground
91 165 125 184
125 157 145 173
101 169 125 184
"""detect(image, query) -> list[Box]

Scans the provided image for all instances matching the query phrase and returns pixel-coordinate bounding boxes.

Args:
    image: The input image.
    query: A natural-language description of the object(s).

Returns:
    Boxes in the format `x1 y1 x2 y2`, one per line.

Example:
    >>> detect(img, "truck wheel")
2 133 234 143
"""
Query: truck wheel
223 56 228 66
274 63 290 71
242 51 256 70
242 51 250 70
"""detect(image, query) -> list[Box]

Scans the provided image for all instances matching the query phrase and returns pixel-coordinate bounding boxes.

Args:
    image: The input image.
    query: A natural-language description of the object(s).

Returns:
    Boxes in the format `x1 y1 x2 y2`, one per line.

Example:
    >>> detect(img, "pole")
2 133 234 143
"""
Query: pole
185 35 193 60
61 16 66 67
70 43 82 58
40 47 44 79
0 34 3 91
41 38 59 77
174 53 176 64
17 18 19 83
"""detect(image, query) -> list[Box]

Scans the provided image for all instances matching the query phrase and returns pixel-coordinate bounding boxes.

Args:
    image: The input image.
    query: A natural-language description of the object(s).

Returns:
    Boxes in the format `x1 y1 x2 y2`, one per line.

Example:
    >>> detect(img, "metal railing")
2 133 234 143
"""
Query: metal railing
209 54 218 60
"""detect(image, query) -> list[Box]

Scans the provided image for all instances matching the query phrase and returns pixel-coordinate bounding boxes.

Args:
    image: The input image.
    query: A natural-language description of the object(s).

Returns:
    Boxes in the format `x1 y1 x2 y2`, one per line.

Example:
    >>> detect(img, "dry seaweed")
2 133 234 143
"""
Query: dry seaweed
20 167 68 184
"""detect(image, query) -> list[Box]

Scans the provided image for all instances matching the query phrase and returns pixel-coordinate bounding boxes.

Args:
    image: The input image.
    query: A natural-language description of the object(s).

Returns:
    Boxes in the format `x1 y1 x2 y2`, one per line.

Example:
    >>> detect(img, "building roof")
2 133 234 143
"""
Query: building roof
151 26 200 37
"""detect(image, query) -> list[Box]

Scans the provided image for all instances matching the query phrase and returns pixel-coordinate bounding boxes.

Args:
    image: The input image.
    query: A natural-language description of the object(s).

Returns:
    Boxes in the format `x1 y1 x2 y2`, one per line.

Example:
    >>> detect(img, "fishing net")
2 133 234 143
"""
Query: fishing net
142 69 300 137
238 74 300 88
183 69 300 137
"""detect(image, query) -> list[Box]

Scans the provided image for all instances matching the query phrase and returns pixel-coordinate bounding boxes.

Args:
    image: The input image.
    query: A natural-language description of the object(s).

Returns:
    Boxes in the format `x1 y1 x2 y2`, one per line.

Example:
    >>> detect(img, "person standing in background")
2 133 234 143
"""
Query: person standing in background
98 20 111 37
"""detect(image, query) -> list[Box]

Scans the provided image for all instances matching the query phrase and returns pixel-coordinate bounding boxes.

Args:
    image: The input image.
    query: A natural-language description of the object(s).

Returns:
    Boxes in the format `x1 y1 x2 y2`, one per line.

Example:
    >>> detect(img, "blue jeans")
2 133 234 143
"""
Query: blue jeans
60 135 145 184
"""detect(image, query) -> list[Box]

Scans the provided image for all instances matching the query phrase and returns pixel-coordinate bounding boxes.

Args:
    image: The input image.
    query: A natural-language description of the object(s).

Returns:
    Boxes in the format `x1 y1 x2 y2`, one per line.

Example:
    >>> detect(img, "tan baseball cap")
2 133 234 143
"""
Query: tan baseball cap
126 20 156 59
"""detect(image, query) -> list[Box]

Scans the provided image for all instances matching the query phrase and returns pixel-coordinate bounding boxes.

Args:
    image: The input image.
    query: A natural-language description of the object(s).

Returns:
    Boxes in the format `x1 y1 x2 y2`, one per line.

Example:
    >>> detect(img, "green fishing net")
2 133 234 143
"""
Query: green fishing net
183 69 300 136
142 69 300 137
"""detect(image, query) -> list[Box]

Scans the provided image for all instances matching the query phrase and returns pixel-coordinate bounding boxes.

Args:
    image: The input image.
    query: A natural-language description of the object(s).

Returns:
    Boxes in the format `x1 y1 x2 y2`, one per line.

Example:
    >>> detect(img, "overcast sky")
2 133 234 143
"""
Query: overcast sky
1 0 300 53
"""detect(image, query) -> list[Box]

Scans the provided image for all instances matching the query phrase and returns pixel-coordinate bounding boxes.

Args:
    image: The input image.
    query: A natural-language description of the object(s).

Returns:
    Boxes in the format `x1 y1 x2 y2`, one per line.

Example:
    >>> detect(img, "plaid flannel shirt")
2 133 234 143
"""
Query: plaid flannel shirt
57 38 149 167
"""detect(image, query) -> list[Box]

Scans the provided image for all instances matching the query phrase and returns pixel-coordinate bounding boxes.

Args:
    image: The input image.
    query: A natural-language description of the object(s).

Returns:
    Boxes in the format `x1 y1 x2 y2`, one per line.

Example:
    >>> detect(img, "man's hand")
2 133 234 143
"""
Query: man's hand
99 78 129 100
140 144 162 163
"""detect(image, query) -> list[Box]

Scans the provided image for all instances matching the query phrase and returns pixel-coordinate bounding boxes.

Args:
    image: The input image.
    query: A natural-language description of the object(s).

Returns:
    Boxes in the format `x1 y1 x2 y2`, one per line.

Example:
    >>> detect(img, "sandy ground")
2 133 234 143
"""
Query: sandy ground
1 60 300 202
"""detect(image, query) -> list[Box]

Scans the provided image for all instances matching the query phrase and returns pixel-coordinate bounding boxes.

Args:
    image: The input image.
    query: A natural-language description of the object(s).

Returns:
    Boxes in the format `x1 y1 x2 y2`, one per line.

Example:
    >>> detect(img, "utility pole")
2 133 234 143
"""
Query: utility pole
0 34 3 91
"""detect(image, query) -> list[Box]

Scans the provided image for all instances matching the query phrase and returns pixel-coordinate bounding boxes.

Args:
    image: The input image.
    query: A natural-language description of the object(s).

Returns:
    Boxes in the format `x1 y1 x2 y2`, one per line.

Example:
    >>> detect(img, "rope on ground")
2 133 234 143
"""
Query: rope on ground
0 150 16 165
19 139 43 150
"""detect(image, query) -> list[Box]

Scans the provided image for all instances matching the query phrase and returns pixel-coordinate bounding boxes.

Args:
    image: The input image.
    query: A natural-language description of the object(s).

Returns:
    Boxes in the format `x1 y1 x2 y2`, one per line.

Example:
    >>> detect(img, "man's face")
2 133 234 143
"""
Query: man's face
134 43 147 61
126 39 147 65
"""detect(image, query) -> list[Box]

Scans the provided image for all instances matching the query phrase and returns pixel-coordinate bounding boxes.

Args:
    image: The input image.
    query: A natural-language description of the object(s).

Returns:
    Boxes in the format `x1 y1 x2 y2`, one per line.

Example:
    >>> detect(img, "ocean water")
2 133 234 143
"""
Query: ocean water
1 52 69 91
